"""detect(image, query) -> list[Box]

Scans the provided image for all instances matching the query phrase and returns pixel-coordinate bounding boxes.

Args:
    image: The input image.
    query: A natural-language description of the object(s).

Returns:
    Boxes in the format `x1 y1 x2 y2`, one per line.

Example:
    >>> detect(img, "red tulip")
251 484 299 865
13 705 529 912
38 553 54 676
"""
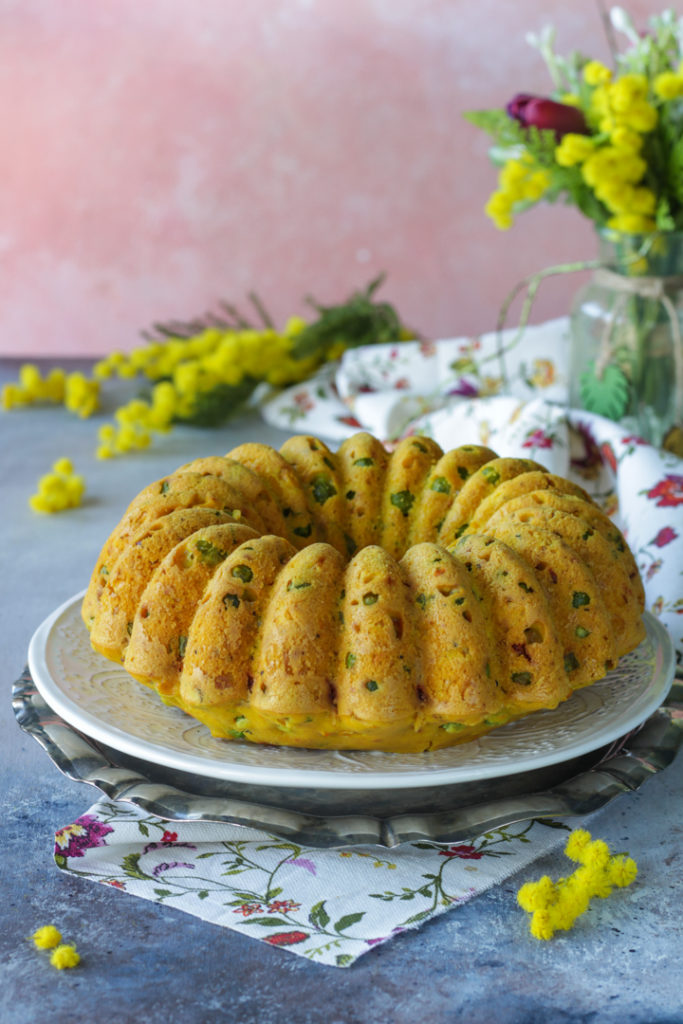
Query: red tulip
506 93 589 138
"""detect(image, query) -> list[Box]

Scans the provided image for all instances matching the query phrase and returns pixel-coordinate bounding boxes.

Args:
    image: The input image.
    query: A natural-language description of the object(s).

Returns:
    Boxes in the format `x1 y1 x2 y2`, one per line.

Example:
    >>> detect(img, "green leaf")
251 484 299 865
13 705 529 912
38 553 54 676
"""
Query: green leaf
402 909 433 925
579 361 630 421
533 817 572 831
656 195 676 232
334 912 365 933
336 953 354 967
137 821 149 837
463 109 514 137
667 133 683 208
198 890 209 900
121 853 154 881
309 900 331 929
465 110 557 162
154 888 173 897
242 916 292 928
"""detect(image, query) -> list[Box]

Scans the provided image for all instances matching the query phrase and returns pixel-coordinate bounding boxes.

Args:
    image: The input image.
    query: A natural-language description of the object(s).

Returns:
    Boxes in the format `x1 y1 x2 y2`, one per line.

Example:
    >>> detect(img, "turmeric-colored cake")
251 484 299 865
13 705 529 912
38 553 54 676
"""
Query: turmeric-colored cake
83 433 645 752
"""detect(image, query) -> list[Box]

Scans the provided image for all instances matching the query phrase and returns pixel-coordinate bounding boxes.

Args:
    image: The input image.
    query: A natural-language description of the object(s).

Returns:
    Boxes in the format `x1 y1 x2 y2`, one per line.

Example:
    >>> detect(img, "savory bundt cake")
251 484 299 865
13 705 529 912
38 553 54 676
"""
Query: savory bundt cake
83 432 646 752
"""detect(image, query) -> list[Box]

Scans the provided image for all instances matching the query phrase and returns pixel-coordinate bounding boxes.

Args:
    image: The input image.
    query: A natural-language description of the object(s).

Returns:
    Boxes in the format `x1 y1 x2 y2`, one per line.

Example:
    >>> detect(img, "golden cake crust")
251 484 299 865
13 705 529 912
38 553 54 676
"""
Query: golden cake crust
84 433 646 752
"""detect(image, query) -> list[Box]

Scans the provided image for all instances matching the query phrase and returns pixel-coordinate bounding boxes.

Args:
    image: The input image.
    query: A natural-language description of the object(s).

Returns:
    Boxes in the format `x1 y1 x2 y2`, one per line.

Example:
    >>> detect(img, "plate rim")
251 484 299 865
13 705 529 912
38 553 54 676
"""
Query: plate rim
13 666 683 848
28 591 675 792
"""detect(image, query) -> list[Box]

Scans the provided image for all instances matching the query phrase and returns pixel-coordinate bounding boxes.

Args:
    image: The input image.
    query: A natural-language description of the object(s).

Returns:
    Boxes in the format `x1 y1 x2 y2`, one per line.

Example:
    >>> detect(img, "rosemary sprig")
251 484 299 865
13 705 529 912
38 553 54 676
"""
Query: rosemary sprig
146 277 407 428
289 274 404 361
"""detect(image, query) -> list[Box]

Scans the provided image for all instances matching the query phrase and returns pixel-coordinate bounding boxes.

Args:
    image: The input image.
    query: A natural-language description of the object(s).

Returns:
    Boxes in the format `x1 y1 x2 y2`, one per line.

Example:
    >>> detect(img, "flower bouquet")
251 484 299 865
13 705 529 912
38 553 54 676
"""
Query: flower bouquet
465 6 683 452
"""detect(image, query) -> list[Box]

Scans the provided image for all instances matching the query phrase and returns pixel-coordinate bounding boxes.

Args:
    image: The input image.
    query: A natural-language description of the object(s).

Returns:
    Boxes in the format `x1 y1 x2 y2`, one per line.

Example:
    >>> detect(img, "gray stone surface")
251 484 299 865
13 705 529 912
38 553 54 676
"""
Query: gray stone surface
1 358 682 1023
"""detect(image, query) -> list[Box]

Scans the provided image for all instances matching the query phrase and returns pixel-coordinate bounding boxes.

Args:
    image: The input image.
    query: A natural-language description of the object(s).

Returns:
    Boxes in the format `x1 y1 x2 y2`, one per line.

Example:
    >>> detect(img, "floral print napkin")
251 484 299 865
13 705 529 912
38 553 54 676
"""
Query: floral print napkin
55 801 575 967
55 316 682 965
267 318 570 443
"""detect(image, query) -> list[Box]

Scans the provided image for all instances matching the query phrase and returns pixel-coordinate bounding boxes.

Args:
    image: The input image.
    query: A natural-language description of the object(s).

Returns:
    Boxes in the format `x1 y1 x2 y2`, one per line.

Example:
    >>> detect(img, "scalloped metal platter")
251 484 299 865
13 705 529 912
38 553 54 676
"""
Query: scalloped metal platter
28 594 674 792
16 594 683 847
13 665 683 848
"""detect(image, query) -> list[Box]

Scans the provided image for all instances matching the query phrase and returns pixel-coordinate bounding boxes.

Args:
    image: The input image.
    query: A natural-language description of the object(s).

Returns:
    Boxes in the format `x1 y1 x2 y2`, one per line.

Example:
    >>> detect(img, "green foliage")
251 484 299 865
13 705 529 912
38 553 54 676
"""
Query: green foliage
655 196 676 232
289 275 403 361
465 110 558 167
579 361 630 421
308 900 330 929
666 132 683 212
333 912 365 933
463 109 514 137
241 916 292 927
176 378 259 427
552 167 608 223
121 852 154 881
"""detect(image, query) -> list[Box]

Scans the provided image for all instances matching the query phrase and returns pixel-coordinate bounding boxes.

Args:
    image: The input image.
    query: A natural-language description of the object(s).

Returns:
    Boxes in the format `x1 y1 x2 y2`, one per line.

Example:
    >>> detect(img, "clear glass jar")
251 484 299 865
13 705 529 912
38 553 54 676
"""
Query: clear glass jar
569 229 683 451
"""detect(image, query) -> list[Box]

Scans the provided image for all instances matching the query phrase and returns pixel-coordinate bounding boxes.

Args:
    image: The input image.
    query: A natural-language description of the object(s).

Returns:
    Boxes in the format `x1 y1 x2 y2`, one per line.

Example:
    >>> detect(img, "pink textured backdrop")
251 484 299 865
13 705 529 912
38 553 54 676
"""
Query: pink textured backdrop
0 0 664 356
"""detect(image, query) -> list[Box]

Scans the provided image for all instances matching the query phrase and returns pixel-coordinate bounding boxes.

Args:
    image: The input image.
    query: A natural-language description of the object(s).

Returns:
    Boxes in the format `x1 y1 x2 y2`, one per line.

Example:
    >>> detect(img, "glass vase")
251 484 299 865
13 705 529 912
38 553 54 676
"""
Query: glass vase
569 229 683 452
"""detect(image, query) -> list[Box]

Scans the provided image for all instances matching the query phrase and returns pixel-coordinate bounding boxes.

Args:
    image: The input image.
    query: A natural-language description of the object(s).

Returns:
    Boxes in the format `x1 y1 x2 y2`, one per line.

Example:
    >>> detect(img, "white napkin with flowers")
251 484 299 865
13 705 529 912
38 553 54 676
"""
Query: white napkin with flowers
54 317 682 965
55 801 578 967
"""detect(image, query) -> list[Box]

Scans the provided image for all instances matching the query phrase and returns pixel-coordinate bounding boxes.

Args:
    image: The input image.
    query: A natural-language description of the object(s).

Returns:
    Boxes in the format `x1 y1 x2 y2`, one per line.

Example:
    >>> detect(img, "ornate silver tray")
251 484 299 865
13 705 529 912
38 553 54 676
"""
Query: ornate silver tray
13 662 683 849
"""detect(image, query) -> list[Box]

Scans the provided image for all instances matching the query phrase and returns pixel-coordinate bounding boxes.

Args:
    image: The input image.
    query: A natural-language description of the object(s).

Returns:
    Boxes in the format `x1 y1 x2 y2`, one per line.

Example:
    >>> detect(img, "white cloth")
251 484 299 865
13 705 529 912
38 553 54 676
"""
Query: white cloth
55 800 575 967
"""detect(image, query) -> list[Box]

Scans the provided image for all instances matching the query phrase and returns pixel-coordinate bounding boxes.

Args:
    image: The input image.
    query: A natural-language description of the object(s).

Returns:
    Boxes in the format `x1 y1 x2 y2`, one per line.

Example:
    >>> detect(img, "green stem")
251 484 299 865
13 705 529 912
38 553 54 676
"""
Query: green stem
248 291 275 328
492 259 602 383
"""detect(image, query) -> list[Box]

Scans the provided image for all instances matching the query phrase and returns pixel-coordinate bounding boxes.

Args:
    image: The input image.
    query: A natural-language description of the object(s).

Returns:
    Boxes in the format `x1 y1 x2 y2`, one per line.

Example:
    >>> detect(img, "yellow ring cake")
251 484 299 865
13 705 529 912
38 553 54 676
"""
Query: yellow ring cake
83 432 645 752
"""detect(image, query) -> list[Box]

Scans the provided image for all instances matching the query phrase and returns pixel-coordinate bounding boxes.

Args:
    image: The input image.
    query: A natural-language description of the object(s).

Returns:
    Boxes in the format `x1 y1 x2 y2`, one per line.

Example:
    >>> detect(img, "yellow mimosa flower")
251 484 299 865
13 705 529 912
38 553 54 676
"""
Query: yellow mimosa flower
29 460 85 513
518 829 637 940
607 212 657 233
653 71 683 100
619 99 658 133
555 133 594 166
609 73 649 110
610 125 643 152
50 945 80 970
582 147 646 187
583 60 612 86
485 190 514 230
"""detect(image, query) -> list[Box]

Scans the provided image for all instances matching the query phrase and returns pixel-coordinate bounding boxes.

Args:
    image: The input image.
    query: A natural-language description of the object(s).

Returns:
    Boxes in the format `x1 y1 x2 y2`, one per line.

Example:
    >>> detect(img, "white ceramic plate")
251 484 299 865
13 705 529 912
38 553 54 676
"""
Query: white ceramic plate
28 592 674 791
